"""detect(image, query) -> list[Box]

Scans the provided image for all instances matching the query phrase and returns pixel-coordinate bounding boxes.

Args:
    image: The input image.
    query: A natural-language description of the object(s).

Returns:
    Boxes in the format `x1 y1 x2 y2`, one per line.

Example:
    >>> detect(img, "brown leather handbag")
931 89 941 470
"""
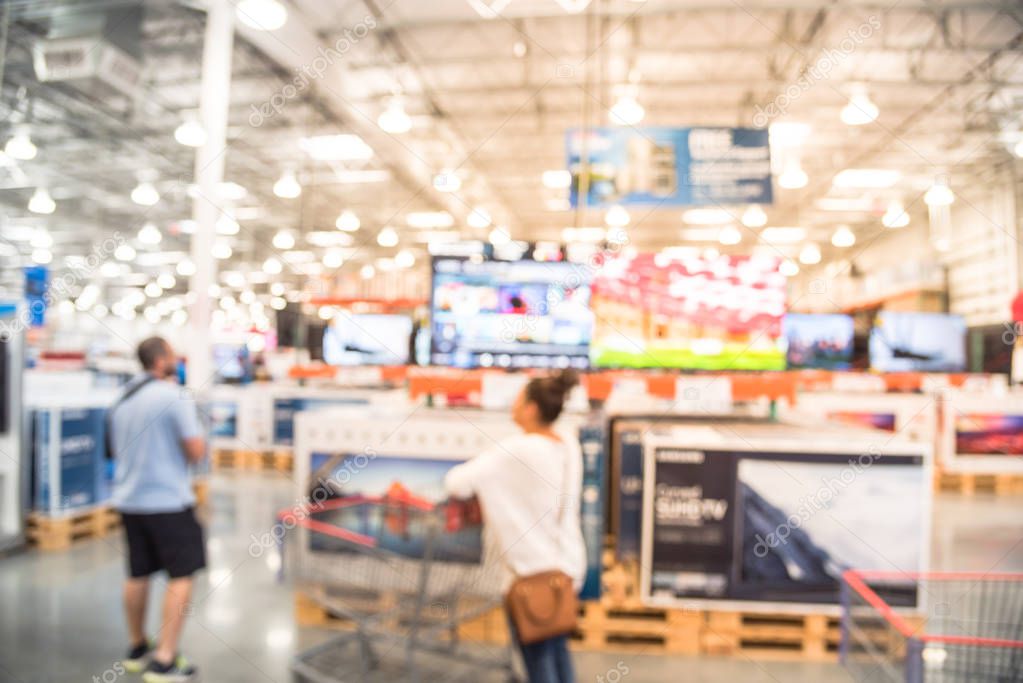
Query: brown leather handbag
505 569 578 645
504 446 578 645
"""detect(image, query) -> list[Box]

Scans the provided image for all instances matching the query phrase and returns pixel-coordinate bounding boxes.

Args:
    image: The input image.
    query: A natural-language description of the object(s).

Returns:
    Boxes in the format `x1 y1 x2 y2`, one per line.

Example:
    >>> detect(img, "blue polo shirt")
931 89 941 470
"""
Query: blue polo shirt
110 375 202 513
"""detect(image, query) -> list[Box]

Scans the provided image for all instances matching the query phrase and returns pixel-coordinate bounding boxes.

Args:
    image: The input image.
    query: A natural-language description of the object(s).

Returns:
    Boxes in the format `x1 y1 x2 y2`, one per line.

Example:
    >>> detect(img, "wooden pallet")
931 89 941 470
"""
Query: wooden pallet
701 610 839 661
26 506 121 551
211 449 293 473
936 471 1023 496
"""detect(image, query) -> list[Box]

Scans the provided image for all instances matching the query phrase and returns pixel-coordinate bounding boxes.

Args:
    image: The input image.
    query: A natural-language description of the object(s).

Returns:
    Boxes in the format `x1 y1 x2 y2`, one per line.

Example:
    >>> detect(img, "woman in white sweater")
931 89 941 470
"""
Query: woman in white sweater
444 370 586 683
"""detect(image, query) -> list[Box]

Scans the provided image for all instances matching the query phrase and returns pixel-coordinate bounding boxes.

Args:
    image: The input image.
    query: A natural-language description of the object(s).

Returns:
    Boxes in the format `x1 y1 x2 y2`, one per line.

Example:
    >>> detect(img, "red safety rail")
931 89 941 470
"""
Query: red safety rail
408 368 799 404
307 297 427 311
843 570 1023 649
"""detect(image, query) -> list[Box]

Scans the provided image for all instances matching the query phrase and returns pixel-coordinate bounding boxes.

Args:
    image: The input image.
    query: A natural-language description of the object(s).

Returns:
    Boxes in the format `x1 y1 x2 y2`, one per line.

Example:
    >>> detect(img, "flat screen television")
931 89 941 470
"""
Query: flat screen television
590 252 787 370
212 344 250 383
323 312 412 366
430 256 594 369
783 313 854 369
869 312 966 372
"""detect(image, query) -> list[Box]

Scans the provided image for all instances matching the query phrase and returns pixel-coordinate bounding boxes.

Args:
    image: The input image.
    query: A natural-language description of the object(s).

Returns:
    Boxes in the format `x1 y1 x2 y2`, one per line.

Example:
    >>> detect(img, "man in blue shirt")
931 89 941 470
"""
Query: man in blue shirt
110 337 206 683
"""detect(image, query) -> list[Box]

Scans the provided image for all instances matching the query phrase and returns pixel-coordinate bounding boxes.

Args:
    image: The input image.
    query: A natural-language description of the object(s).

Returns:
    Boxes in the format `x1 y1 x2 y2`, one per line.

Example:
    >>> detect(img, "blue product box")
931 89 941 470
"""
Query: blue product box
578 420 606 600
615 427 644 561
32 406 108 513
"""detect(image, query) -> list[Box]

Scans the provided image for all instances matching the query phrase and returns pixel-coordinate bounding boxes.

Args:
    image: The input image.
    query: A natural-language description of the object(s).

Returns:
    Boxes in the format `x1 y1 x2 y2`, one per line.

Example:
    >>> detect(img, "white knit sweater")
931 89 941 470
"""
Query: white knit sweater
444 431 587 593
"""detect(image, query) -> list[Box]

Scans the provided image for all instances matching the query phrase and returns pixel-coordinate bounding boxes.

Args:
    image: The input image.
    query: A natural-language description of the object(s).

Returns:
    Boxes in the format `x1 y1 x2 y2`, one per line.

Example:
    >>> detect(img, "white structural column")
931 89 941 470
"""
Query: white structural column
187 0 234 390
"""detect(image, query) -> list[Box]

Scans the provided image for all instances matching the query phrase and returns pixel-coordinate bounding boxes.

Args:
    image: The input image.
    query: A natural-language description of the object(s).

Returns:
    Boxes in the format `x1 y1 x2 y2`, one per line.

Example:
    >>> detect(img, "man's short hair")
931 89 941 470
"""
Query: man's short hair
137 336 171 370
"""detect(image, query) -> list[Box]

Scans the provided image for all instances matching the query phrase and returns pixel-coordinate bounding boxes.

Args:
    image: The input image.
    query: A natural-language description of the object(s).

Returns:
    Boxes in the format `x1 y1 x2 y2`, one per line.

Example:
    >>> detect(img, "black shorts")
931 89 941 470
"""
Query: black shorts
121 508 206 579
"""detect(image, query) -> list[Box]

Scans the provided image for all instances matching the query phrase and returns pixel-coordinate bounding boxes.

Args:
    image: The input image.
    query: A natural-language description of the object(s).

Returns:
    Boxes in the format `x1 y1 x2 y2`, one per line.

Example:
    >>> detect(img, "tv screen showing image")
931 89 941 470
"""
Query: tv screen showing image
783 313 854 370
323 313 412 366
590 252 787 370
869 312 966 372
430 256 594 369
212 344 250 383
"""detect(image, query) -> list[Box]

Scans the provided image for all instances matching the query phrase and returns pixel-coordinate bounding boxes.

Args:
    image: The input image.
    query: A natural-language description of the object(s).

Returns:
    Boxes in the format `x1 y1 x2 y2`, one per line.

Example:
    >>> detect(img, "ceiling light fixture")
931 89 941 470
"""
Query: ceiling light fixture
394 249 416 269
777 159 808 189
272 230 295 249
832 168 902 189
137 222 162 245
5 129 37 160
28 187 56 214
114 244 136 261
831 225 856 248
882 201 910 228
31 248 52 264
924 178 955 207
131 180 160 206
177 258 196 276
609 95 644 126
604 205 630 228
377 227 399 247
216 213 240 235
144 282 163 298
779 260 800 277
741 205 768 228
719 225 742 245
174 113 207 147
335 210 360 232
841 89 880 126
488 227 511 246
262 257 282 274
299 134 373 162
542 170 572 189
323 248 344 269
212 241 233 259
377 99 412 135
360 264 376 280
273 168 301 198
218 182 248 201
406 211 454 229
236 0 288 30
157 273 176 289
798 243 822 265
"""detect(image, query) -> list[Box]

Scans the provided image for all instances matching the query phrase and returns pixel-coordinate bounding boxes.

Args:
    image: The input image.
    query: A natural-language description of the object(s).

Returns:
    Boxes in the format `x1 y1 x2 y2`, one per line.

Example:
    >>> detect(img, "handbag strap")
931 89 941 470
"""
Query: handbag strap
104 375 157 460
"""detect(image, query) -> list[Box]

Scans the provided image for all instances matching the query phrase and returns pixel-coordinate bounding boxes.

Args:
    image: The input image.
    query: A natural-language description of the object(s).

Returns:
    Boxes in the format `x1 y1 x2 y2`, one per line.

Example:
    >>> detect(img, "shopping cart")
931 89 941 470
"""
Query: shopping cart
841 570 1023 683
279 496 519 683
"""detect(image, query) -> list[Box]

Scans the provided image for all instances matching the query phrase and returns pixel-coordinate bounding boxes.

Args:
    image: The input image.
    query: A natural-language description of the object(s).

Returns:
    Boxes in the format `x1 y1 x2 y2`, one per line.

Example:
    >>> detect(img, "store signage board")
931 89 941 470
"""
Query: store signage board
639 427 931 614
567 127 772 208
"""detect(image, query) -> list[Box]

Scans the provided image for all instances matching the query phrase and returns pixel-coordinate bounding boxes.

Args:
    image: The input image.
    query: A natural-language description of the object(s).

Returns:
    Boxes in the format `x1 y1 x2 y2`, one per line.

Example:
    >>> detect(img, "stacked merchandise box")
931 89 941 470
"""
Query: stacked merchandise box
271 387 408 448
202 385 247 451
289 405 605 600
30 403 111 514
939 390 1023 474
639 420 932 613
780 392 937 445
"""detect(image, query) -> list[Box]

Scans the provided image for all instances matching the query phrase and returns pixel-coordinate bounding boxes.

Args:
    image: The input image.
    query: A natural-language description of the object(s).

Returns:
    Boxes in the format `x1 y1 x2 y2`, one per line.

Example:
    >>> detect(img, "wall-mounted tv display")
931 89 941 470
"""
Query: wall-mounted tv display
869 312 966 372
590 252 787 370
323 312 412 366
430 256 593 369
783 313 854 370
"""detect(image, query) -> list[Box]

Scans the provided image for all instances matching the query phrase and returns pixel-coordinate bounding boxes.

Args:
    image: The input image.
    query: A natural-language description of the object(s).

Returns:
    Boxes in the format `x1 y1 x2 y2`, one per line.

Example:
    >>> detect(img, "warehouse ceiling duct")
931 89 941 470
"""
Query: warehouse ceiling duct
31 1 143 101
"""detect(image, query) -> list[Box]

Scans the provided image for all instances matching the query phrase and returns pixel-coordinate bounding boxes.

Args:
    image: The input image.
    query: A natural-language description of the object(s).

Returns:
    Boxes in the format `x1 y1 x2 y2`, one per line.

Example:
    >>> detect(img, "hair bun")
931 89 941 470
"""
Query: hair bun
552 369 580 394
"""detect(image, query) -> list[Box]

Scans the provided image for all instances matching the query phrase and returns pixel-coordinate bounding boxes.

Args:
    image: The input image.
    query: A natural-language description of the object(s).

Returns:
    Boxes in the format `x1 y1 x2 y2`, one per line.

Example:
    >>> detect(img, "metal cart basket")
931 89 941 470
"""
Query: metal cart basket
279 496 518 682
841 570 1023 683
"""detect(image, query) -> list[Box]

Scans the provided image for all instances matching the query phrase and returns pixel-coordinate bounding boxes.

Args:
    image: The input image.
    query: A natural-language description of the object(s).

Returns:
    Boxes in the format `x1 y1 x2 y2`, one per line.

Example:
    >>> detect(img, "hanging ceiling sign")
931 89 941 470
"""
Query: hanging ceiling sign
567 127 772 209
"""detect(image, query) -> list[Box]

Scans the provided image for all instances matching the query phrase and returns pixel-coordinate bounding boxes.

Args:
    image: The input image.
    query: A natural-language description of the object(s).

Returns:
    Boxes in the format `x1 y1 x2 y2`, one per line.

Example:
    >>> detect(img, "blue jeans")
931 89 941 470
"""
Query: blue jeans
508 617 576 683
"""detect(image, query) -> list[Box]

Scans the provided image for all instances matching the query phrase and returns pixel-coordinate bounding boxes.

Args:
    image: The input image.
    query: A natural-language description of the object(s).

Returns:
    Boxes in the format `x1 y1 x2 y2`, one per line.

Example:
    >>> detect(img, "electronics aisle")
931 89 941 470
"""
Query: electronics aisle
2 2 1023 683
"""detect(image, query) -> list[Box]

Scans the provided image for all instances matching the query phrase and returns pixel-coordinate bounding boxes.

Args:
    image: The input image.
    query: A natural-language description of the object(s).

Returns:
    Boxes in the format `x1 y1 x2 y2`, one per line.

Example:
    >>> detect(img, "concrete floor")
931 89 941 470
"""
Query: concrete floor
0 472 1020 683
